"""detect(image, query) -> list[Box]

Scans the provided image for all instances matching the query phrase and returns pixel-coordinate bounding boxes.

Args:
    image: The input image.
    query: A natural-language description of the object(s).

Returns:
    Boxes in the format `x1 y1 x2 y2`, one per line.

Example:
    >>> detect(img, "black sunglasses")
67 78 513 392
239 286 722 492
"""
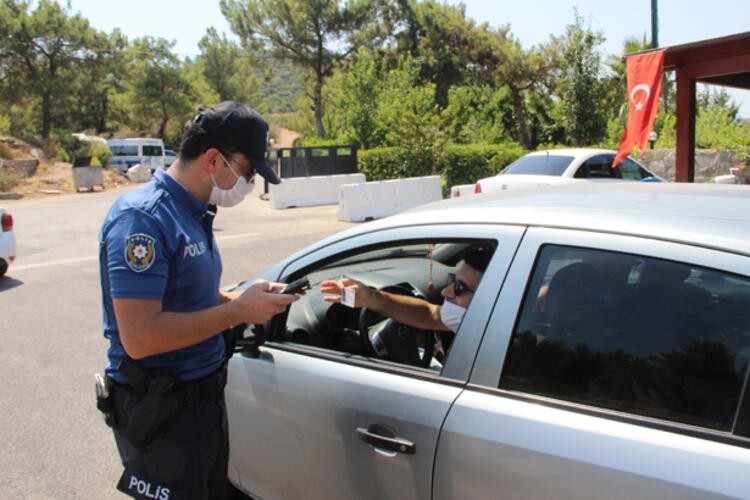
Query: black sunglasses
447 273 475 296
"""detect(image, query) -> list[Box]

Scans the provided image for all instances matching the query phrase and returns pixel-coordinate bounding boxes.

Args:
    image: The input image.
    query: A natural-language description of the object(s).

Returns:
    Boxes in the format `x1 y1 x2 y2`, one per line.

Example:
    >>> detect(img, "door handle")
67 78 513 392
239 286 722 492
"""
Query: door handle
356 426 416 455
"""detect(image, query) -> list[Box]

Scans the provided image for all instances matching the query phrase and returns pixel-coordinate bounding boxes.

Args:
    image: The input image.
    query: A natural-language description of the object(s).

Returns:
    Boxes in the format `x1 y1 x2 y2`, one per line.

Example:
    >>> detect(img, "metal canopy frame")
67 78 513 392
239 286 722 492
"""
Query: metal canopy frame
633 31 750 182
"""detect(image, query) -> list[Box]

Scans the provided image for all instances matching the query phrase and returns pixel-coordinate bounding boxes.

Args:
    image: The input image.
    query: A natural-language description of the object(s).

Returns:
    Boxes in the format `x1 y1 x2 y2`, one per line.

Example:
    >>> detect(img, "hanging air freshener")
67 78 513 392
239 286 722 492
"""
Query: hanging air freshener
427 244 435 291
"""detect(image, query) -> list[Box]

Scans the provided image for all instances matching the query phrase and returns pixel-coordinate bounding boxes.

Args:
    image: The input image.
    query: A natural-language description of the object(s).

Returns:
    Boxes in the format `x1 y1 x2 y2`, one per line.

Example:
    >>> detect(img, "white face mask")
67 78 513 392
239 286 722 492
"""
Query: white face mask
440 300 466 333
209 153 256 207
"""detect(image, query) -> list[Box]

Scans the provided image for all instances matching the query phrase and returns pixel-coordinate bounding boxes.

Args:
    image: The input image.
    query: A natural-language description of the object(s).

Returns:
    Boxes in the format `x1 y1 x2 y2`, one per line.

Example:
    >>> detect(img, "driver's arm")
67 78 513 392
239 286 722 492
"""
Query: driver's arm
320 278 448 331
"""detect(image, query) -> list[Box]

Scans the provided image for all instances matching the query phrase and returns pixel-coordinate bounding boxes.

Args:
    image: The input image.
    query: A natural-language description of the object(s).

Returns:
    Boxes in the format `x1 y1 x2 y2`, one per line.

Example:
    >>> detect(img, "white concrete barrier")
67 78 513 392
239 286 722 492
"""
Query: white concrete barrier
450 184 477 198
337 176 443 222
269 173 366 209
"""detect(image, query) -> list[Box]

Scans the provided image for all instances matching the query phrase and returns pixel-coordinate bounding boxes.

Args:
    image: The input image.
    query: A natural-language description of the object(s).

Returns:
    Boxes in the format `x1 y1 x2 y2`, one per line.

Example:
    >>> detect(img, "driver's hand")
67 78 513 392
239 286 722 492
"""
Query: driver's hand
320 278 373 308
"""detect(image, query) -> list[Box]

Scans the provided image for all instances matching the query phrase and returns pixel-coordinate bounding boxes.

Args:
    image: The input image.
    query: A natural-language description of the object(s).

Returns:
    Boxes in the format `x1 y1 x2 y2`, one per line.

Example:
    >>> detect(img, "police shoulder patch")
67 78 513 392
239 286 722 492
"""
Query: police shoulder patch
124 233 156 272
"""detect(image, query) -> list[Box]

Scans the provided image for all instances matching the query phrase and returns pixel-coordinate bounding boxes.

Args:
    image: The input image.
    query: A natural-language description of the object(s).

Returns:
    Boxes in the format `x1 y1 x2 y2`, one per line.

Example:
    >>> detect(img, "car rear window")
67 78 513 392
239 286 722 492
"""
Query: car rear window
502 154 574 176
501 245 750 432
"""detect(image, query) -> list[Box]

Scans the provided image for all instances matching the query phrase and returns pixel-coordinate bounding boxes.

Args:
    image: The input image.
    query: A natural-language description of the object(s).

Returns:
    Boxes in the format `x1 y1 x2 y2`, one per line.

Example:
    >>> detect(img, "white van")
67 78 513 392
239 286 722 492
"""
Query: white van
108 138 165 173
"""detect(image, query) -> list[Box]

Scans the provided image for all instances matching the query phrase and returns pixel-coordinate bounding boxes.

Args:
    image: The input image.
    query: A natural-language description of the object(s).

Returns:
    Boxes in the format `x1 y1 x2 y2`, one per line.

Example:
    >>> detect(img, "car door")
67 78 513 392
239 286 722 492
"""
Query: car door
226 224 524 500
434 227 750 499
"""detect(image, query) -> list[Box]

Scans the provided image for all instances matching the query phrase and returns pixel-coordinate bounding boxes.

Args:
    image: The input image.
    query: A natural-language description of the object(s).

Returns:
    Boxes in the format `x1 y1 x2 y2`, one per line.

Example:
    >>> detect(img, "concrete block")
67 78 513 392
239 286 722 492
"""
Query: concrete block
337 176 443 222
269 173 366 209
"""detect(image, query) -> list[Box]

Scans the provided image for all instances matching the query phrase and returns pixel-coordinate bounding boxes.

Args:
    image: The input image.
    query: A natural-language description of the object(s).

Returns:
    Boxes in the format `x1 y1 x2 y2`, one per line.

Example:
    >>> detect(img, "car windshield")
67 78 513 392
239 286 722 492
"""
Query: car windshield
502 154 574 176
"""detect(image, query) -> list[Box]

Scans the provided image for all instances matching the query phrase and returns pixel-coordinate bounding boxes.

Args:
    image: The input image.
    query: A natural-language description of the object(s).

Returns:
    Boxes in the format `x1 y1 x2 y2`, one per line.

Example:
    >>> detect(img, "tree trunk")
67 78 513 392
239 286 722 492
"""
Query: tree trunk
95 95 109 133
41 92 52 140
510 86 531 149
158 113 168 139
314 74 325 137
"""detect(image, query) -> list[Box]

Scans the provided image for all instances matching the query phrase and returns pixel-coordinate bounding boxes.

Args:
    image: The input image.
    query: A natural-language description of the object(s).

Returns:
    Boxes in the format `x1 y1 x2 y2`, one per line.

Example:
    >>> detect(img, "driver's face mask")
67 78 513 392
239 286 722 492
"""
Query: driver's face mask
210 153 255 207
440 300 466 333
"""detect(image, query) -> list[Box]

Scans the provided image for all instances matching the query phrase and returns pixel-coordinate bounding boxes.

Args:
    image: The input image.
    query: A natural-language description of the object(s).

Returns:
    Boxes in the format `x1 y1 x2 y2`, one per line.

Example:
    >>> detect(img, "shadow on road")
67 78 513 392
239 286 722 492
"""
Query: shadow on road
0 276 24 291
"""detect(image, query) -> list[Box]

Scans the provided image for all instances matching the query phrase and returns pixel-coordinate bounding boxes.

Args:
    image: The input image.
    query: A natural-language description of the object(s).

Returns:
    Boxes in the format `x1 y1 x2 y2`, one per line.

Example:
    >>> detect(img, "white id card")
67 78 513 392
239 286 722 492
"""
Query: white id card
341 287 356 308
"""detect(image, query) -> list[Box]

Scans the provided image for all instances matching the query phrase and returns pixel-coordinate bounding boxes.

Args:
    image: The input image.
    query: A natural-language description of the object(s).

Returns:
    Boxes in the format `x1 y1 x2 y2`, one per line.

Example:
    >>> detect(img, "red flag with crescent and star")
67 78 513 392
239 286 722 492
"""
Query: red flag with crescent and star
613 49 665 166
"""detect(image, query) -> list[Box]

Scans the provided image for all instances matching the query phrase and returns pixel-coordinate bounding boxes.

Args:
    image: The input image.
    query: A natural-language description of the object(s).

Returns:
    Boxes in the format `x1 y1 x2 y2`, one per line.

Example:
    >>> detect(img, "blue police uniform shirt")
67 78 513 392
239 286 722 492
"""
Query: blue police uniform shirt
100 169 225 383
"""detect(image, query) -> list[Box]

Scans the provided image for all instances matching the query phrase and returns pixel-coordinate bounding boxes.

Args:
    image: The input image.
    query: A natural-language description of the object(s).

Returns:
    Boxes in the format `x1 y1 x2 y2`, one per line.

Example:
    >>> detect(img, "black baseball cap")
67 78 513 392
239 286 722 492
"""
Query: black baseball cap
194 101 281 184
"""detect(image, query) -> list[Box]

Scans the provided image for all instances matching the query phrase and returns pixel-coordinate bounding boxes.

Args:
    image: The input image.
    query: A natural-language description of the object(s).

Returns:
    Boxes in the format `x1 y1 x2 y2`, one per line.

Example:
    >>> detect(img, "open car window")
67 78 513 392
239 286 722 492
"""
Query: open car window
273 239 496 371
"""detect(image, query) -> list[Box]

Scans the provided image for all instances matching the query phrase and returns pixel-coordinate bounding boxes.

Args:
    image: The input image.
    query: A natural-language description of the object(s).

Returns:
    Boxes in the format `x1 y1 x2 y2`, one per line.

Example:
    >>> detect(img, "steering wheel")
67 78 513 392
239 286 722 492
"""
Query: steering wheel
358 286 436 368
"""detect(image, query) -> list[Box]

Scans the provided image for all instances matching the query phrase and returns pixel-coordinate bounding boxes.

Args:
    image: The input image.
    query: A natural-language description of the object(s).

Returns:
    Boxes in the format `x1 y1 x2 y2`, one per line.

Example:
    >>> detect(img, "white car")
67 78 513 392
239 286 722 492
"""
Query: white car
226 182 750 499
0 207 16 277
164 149 178 167
473 148 662 194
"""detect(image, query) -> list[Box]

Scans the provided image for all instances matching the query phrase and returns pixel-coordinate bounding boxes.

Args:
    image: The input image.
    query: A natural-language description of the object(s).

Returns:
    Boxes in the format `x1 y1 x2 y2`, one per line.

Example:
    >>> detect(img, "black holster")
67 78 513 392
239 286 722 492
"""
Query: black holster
122 375 180 450
111 357 226 451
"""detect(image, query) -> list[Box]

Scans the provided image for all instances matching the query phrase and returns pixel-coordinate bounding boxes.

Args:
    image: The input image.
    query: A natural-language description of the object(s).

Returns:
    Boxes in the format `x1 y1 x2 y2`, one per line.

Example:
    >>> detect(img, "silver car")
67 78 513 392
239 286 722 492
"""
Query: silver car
226 182 750 499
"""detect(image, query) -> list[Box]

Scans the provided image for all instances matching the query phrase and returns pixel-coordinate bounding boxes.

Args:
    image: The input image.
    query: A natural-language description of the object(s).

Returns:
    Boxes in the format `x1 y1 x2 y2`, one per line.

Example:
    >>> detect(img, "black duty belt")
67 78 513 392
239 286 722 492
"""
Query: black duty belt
110 363 227 406
177 364 228 406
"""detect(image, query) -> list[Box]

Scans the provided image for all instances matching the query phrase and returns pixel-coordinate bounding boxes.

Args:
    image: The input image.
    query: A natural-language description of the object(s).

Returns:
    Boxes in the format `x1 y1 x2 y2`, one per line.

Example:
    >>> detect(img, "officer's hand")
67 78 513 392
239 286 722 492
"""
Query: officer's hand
320 277 373 308
234 280 299 324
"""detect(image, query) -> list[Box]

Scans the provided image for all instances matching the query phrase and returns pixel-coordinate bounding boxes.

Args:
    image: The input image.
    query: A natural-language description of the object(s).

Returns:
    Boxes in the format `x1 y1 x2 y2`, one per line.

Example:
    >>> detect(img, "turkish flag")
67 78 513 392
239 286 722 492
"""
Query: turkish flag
613 50 665 166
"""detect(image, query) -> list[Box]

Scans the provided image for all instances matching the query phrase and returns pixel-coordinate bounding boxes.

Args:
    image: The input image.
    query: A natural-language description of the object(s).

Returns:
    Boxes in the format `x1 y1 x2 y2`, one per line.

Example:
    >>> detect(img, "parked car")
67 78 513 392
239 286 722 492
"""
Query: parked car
0 207 16 277
164 149 178 167
473 148 662 194
225 182 750 499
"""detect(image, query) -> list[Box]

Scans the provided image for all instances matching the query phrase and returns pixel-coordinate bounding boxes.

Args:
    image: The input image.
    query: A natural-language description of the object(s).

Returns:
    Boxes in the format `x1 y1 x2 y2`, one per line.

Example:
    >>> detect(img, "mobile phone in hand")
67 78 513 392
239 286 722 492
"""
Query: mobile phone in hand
282 276 310 294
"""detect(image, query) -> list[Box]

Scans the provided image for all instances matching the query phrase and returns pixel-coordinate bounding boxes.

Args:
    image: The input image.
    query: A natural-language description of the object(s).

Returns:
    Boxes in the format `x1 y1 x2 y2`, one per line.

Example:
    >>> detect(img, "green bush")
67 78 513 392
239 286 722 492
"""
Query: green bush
56 148 70 163
0 170 23 192
0 114 10 136
358 142 526 196
163 131 182 151
293 136 347 148
56 132 89 163
358 147 434 181
438 143 526 189
91 143 112 167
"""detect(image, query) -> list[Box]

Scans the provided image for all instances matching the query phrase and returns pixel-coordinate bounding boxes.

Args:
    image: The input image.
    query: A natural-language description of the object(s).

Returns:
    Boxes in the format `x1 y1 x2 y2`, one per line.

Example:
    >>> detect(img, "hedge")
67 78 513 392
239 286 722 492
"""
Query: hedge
358 147 434 181
438 143 526 189
292 136 345 148
358 142 526 194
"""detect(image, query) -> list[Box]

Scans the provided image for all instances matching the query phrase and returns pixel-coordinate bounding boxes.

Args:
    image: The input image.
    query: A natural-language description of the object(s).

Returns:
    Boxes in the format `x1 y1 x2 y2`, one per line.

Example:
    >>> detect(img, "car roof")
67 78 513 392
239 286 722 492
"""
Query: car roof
523 148 616 158
360 183 750 257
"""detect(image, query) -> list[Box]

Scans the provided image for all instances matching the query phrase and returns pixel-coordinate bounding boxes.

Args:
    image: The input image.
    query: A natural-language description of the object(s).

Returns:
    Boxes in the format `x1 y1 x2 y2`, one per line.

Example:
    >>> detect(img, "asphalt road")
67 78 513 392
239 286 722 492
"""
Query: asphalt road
0 185 357 498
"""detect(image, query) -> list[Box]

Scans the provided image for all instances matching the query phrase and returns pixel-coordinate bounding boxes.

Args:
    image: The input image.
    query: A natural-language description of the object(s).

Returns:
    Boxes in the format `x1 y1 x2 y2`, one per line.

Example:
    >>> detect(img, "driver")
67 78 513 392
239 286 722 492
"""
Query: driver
320 245 492 334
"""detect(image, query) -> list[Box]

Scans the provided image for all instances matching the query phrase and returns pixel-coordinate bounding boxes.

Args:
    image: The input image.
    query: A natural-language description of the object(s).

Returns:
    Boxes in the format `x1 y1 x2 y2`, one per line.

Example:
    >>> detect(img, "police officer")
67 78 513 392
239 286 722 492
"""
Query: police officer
98 101 299 499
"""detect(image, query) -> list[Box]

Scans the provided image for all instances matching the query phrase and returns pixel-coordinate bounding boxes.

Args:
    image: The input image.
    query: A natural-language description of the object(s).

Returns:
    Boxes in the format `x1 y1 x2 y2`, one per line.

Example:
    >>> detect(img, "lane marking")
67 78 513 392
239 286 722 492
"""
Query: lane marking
12 256 97 271
10 232 262 272
216 232 262 241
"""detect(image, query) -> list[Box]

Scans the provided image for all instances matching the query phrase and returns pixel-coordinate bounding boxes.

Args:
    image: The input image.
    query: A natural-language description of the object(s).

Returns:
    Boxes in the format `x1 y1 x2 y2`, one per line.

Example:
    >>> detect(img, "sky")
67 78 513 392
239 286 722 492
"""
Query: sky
64 0 749 116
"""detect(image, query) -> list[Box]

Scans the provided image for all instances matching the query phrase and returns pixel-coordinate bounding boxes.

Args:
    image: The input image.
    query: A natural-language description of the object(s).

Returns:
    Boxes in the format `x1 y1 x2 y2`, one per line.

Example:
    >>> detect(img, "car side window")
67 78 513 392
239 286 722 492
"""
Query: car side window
279 240 496 370
618 157 652 180
574 155 620 179
501 245 750 431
